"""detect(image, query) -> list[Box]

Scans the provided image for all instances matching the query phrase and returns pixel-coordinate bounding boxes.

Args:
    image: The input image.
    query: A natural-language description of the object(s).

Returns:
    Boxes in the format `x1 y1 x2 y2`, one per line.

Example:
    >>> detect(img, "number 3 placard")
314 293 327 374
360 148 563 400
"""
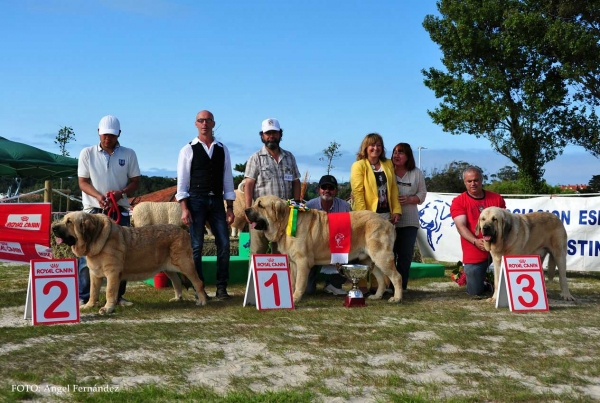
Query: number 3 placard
496 255 549 312
243 255 294 310
25 259 80 325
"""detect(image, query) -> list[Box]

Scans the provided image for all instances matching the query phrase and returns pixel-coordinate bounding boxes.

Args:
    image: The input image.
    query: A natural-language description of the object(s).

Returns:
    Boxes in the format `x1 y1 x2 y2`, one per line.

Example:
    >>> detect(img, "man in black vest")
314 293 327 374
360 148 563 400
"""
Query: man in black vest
176 110 236 300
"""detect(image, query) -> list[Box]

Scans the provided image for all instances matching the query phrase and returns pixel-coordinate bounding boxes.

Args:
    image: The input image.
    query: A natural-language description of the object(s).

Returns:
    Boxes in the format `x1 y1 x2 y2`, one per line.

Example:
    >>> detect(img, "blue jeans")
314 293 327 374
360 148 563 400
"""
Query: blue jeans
394 226 418 290
188 194 230 289
464 260 491 296
78 208 128 302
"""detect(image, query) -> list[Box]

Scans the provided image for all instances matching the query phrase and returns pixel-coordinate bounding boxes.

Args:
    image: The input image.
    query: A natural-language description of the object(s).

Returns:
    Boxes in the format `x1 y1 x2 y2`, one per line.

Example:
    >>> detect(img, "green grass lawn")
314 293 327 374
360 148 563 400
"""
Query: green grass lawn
1 261 599 403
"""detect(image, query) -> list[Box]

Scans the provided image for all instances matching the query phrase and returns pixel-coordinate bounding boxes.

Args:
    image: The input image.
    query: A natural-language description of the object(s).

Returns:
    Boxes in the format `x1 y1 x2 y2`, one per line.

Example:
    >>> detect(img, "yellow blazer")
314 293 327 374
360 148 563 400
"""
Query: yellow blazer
350 158 401 215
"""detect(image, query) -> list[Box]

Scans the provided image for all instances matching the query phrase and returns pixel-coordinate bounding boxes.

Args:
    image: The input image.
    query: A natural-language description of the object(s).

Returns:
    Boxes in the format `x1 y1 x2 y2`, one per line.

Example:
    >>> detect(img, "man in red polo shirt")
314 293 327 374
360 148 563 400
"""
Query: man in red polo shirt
450 166 505 296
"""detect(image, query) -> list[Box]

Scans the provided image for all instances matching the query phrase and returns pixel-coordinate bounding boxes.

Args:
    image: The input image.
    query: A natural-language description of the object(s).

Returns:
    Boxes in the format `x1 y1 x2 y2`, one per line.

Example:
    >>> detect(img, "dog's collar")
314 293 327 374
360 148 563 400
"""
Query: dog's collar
286 199 310 211
286 200 310 237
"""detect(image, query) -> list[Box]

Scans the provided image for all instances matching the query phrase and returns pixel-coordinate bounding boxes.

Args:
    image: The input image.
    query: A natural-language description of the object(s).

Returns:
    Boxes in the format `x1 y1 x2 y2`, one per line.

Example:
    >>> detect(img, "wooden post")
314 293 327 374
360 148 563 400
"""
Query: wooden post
64 189 71 212
44 181 52 203
62 189 71 212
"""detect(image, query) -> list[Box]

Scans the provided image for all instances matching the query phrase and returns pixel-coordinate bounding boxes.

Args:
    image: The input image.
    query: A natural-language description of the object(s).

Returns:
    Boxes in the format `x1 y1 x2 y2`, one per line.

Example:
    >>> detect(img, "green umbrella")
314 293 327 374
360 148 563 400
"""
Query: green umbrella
0 136 78 179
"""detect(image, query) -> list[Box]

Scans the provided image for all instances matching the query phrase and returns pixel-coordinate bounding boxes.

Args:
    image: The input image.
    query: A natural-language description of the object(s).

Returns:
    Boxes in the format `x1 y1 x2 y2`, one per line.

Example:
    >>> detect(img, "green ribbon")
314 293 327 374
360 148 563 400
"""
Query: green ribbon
286 206 298 237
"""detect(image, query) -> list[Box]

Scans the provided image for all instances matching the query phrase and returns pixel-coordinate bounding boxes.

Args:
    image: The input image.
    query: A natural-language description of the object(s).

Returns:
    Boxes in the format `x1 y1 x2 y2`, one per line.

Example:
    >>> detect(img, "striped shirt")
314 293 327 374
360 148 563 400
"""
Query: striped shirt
244 145 301 199
395 168 427 228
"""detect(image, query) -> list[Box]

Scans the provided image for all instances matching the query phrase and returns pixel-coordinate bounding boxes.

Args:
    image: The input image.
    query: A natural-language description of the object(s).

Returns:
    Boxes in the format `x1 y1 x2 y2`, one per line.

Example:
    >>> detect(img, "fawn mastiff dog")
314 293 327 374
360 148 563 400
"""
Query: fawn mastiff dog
52 211 207 314
244 195 402 303
132 186 247 236
475 206 574 302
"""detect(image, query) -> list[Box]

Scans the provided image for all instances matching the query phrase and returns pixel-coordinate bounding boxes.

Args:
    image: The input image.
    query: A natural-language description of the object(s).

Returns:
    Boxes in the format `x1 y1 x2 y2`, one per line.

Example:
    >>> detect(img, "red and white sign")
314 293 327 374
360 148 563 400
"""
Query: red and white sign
243 254 294 310
0 203 53 263
25 259 80 325
495 255 549 312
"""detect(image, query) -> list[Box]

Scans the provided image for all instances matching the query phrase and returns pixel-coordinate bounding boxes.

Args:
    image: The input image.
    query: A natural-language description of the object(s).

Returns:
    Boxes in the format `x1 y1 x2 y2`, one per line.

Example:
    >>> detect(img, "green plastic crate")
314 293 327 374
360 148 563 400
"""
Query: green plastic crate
409 262 445 278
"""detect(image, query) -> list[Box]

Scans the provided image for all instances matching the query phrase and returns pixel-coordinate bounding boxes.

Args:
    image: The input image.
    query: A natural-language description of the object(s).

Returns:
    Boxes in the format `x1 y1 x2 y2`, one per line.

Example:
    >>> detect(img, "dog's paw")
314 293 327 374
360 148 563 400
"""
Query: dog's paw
169 296 183 302
387 296 402 303
561 293 576 301
292 293 303 304
80 303 95 310
98 306 115 315
195 297 207 307
367 294 382 300
486 296 497 303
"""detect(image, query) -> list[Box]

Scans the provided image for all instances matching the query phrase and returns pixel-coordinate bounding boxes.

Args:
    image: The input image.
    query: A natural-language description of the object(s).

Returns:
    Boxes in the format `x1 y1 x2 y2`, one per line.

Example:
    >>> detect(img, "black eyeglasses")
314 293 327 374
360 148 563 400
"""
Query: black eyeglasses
320 185 335 191
196 118 214 124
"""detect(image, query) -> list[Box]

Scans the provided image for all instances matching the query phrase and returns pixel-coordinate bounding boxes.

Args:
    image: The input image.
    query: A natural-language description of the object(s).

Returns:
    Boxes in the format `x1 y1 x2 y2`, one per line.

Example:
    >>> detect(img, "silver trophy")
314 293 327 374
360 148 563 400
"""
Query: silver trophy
340 264 370 307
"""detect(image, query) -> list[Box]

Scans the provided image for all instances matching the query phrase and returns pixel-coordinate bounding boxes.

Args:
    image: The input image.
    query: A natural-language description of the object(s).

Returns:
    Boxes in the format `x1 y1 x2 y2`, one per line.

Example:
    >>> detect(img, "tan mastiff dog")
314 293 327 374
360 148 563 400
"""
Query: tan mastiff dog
52 211 208 314
245 195 402 304
132 188 246 237
476 206 574 302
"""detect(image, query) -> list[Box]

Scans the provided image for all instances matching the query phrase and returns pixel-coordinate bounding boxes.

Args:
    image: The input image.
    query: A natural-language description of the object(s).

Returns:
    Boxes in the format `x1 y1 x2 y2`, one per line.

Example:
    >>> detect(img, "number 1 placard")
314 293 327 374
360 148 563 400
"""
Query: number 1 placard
243 254 294 310
496 255 549 312
26 259 80 325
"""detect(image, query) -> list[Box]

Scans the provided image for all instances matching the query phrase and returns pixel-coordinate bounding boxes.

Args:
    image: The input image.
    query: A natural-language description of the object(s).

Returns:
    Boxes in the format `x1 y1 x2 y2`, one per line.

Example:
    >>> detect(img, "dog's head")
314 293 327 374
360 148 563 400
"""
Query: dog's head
475 207 512 247
51 211 112 257
244 195 290 236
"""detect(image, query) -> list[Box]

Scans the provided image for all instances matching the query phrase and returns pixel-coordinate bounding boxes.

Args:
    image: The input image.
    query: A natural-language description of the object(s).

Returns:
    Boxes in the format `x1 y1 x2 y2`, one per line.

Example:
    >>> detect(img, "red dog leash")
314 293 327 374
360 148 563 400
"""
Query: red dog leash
104 192 121 224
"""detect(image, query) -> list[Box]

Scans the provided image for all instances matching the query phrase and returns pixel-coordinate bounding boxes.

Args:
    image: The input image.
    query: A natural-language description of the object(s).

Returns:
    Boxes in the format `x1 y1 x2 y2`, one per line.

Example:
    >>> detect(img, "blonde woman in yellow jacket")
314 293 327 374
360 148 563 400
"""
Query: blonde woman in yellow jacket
350 133 402 223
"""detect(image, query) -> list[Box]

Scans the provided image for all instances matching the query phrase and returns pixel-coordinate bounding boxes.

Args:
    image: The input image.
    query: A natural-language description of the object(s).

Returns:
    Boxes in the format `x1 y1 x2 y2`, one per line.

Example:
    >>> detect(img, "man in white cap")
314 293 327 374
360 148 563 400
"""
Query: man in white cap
244 118 301 254
77 115 141 308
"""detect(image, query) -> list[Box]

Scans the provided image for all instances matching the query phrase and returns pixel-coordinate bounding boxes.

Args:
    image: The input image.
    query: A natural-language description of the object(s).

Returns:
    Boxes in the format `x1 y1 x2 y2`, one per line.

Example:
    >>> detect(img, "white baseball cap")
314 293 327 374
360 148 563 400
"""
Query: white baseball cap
261 118 281 132
98 115 121 136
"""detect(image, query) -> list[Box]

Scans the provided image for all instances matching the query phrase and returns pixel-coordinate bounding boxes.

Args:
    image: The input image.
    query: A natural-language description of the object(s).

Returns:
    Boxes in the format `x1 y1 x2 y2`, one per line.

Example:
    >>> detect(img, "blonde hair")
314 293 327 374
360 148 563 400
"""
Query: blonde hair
356 133 387 161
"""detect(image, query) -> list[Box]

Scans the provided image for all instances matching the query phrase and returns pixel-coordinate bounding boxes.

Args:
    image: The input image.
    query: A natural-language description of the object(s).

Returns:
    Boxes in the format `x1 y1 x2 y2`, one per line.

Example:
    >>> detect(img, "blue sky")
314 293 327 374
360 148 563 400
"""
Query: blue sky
1 0 597 187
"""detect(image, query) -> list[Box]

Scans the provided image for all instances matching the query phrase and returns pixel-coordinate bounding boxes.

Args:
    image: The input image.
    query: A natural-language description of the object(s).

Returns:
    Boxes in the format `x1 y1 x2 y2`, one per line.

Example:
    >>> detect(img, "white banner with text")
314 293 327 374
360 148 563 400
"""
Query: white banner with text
416 193 600 272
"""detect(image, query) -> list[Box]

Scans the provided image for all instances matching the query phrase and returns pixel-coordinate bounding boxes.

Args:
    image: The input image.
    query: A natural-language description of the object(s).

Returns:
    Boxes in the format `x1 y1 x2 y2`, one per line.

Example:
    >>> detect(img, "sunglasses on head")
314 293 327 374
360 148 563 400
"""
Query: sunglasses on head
320 184 335 191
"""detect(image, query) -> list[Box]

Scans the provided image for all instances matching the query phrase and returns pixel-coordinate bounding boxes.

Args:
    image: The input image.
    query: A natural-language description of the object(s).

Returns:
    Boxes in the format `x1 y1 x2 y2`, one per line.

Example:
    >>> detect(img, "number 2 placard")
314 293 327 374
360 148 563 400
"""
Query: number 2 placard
496 255 549 312
26 259 80 325
243 255 294 310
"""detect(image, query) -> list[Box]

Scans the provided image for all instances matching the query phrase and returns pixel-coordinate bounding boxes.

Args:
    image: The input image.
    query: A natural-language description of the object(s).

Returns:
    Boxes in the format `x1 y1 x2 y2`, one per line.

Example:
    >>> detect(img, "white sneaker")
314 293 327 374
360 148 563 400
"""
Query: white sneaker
324 284 347 296
117 298 134 307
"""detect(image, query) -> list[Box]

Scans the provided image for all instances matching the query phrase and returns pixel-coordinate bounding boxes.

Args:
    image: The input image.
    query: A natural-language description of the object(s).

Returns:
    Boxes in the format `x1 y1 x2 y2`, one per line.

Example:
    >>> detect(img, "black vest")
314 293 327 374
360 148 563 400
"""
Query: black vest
189 142 225 195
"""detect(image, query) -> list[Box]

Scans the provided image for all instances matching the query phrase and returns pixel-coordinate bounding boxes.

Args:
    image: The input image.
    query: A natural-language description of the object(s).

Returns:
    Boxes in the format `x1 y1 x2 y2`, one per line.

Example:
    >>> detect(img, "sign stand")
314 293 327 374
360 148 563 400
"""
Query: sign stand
24 274 33 320
495 255 549 312
25 259 80 325
243 262 257 307
495 262 509 309
243 254 294 310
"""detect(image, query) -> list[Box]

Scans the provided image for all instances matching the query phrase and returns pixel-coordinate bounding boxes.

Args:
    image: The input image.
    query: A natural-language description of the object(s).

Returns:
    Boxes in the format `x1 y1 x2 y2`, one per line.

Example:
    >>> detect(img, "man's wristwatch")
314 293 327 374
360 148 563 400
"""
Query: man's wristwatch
121 190 127 200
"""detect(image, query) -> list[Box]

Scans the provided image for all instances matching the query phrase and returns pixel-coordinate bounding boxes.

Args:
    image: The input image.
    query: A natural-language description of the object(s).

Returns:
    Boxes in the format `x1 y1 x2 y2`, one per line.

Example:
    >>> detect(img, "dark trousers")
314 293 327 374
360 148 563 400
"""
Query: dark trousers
464 260 491 296
306 266 345 294
78 208 128 302
393 226 418 290
188 194 230 289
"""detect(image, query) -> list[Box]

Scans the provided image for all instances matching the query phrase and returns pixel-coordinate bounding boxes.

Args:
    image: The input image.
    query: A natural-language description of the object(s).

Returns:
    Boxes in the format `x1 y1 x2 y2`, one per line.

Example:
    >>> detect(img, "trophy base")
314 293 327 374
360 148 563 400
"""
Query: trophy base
344 296 366 307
